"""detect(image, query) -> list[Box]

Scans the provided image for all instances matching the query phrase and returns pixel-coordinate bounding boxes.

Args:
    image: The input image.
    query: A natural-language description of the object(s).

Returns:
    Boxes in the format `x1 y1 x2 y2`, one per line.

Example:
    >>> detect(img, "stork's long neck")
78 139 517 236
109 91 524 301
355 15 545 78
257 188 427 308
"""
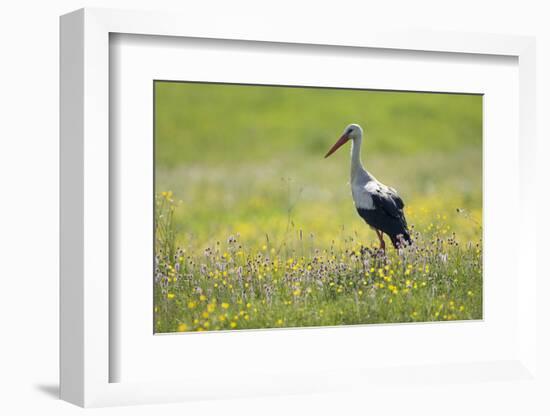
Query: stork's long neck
350 135 369 182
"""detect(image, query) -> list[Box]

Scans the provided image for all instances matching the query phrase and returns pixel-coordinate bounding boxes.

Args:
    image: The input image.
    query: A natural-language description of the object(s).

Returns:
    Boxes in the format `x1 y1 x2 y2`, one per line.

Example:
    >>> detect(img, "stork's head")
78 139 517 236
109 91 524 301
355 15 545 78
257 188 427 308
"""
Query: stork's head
324 124 363 158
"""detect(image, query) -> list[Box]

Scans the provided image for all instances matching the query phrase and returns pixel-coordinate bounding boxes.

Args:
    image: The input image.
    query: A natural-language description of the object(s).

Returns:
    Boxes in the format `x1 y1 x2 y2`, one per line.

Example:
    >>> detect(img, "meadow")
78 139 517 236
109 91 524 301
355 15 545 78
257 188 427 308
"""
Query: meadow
154 81 483 333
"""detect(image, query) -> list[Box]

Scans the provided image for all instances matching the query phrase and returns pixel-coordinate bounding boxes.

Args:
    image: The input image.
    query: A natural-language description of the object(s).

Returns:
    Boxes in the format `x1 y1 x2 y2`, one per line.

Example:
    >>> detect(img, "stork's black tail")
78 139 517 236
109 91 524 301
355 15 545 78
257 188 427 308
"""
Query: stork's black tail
389 230 412 249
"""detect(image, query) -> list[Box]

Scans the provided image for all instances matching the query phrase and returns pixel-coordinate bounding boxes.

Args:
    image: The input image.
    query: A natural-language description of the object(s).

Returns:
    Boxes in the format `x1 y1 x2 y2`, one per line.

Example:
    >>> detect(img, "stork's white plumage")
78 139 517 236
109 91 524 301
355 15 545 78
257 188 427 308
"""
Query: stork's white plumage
325 124 411 250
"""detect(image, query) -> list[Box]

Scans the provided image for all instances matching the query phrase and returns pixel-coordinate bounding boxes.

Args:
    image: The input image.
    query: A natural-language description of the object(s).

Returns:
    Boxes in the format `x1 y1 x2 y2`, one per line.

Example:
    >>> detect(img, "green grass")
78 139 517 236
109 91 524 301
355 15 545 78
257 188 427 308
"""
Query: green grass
155 82 482 166
154 195 482 332
153 81 483 333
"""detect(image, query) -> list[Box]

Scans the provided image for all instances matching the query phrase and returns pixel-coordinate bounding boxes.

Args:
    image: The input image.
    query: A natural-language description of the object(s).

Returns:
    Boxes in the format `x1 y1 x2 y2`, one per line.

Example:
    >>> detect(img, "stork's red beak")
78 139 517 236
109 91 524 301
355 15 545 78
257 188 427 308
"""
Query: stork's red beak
324 134 349 158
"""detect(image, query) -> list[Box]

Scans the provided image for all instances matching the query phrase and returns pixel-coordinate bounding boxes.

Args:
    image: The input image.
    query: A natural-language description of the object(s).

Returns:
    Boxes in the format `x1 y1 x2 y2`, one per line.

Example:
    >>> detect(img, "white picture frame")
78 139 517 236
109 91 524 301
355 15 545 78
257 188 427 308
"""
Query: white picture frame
60 7 538 408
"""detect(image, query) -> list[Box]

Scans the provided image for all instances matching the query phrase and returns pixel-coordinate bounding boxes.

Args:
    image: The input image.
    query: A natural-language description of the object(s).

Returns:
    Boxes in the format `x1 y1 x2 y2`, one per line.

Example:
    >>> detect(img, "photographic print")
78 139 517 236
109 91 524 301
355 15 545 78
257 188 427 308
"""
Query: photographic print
154 81 482 333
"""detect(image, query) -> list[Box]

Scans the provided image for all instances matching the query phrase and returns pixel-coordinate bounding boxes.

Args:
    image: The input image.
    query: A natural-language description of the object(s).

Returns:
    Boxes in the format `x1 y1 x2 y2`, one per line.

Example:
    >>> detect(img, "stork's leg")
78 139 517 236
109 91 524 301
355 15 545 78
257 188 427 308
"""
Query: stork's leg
375 229 386 252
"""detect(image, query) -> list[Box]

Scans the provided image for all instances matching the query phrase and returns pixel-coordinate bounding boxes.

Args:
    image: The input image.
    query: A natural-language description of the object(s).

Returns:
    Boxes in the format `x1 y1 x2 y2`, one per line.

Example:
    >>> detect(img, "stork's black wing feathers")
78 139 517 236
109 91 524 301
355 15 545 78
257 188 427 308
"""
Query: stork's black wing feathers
356 184 411 248
388 188 405 210
371 189 405 221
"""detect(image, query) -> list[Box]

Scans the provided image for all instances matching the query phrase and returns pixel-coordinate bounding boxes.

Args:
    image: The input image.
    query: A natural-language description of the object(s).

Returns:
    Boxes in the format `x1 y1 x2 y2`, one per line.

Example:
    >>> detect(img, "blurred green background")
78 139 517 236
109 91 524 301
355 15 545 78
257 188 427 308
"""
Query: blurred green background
155 81 482 251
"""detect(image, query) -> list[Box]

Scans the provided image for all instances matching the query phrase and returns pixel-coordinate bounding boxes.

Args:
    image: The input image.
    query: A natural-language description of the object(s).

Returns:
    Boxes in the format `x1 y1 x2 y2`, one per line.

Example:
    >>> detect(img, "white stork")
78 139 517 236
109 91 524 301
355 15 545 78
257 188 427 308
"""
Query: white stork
325 124 411 250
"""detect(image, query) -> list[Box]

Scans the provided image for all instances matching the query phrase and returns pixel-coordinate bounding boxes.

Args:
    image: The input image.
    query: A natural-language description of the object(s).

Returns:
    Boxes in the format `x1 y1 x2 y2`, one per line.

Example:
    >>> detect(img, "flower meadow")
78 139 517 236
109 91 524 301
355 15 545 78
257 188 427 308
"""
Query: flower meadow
153 82 483 333
154 192 482 333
